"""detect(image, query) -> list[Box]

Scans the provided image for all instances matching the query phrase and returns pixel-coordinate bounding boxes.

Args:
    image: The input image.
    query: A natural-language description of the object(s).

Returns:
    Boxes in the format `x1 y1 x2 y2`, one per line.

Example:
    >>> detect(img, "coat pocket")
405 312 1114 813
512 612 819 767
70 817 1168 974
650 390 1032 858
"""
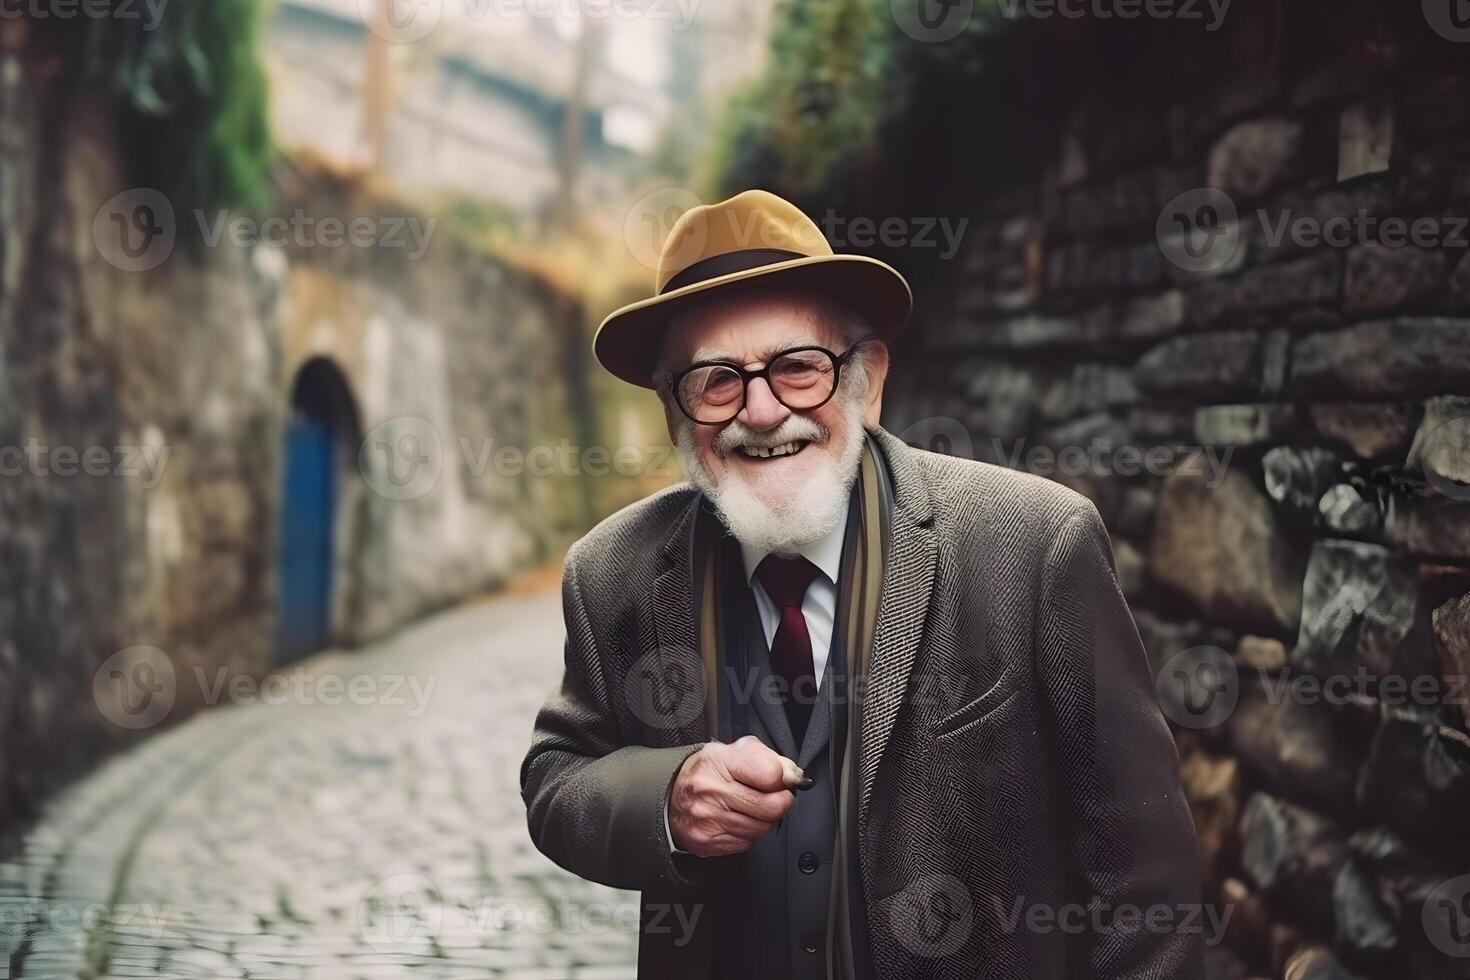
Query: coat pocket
929 674 1018 742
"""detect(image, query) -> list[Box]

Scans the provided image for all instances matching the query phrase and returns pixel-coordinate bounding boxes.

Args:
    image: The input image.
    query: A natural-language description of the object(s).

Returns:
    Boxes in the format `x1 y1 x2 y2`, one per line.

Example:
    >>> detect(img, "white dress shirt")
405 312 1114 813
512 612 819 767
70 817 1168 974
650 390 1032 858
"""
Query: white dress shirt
738 496 849 695
664 499 850 852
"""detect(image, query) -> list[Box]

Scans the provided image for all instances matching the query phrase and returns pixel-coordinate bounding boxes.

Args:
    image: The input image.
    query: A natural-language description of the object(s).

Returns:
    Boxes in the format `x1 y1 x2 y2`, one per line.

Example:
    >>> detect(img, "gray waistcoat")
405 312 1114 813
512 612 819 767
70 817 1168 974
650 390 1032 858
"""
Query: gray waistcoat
711 541 850 980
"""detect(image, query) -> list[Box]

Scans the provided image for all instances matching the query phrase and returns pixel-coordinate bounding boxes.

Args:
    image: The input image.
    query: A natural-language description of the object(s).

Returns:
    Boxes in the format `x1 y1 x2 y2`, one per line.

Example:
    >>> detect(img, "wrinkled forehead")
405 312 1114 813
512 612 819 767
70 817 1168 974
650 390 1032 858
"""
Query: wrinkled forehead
661 289 843 368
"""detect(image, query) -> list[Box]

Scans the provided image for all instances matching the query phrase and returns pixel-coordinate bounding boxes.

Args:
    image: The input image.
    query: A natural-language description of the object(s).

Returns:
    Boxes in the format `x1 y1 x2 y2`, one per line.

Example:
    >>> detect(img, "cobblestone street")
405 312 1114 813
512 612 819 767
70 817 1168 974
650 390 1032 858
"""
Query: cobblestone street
1 587 639 980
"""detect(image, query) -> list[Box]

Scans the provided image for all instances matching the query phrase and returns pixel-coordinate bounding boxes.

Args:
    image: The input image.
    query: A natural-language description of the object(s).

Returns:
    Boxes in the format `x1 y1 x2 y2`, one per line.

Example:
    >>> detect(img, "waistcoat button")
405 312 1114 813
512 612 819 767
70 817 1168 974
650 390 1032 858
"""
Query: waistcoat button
798 851 819 874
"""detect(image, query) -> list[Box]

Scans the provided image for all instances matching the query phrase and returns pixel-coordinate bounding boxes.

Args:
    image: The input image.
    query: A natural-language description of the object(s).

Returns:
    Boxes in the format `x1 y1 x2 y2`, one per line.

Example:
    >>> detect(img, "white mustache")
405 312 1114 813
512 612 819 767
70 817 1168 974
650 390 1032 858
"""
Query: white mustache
713 416 826 456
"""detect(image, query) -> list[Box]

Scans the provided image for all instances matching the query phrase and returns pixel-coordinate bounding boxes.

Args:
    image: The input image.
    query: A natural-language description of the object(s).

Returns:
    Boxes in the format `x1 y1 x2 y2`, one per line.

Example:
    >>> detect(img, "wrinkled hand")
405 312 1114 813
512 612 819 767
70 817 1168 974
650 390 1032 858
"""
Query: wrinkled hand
667 735 800 857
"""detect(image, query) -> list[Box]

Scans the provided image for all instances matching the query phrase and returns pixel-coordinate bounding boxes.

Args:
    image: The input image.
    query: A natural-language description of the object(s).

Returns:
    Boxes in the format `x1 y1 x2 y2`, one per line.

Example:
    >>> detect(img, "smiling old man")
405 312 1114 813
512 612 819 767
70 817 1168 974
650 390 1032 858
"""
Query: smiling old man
521 191 1203 980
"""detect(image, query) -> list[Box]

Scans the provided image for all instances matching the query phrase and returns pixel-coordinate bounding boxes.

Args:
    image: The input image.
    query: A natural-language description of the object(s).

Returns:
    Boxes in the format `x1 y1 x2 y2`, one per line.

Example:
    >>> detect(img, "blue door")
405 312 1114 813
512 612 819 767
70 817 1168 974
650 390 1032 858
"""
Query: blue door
277 412 336 663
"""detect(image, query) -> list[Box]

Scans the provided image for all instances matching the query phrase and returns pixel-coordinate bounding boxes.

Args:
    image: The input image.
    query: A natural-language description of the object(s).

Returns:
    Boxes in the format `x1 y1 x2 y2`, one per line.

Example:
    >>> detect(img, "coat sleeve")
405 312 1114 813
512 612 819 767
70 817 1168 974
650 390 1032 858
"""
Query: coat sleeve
1035 500 1206 980
519 544 706 895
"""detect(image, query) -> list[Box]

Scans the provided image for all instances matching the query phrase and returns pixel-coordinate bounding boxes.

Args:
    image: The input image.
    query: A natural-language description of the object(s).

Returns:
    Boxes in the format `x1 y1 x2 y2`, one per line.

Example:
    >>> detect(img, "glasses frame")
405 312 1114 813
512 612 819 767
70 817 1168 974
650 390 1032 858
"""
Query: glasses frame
666 340 872 426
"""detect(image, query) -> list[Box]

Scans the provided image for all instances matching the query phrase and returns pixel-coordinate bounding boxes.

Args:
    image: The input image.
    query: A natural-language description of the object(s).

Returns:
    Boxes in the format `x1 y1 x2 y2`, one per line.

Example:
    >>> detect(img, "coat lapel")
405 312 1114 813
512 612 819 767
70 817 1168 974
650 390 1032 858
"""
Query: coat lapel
858 430 937 840
650 491 711 746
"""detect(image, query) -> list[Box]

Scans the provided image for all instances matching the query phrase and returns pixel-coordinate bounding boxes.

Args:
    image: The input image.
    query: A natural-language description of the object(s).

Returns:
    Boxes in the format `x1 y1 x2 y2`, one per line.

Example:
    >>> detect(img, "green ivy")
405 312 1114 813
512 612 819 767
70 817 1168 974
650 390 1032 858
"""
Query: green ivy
706 0 895 205
81 0 274 213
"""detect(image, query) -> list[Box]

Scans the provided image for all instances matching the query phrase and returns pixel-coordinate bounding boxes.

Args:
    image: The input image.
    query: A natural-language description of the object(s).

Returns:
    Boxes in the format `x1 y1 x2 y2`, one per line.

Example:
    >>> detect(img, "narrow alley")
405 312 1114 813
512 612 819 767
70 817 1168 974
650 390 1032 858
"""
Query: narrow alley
1 589 636 980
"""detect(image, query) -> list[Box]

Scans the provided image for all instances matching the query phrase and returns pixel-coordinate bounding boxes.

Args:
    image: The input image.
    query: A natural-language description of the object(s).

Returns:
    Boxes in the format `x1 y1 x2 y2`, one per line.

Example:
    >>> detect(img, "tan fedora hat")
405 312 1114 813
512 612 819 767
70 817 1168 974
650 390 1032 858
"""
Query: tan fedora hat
595 189 912 388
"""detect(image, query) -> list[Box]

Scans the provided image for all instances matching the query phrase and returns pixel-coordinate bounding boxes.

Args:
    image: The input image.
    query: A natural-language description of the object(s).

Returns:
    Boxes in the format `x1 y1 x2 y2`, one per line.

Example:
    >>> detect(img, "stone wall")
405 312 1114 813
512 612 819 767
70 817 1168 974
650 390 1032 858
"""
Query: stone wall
0 46 578 832
883 6 1470 979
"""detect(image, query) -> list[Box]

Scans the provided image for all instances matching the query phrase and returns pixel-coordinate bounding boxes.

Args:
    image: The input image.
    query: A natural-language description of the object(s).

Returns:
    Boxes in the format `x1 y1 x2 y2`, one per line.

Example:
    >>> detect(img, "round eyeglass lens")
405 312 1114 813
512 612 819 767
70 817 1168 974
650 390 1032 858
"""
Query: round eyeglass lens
679 364 744 423
768 348 836 408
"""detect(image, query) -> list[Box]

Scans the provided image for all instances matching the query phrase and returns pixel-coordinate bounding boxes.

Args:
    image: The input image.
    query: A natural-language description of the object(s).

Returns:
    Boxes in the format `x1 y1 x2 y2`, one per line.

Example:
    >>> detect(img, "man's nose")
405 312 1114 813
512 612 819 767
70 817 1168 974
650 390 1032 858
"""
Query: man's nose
739 377 790 430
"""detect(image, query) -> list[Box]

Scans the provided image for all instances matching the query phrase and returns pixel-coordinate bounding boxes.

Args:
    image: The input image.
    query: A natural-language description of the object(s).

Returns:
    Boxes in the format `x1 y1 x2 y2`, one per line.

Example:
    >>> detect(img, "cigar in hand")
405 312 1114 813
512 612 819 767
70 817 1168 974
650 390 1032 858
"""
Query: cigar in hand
780 756 815 791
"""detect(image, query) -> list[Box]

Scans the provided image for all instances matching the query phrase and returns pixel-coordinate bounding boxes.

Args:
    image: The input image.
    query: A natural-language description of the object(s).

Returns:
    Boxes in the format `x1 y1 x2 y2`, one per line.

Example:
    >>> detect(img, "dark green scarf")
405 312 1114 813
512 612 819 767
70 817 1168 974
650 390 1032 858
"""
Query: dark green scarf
693 434 892 980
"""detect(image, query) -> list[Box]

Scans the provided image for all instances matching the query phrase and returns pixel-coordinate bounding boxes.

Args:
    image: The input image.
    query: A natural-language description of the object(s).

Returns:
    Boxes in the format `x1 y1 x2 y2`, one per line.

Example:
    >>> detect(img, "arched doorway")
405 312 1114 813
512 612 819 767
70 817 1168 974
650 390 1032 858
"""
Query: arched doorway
277 358 358 663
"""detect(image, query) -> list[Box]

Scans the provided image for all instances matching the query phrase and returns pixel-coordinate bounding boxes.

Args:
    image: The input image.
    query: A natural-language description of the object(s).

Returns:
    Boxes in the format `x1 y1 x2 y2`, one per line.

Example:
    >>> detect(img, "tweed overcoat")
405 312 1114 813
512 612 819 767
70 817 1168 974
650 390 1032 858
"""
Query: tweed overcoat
521 428 1205 979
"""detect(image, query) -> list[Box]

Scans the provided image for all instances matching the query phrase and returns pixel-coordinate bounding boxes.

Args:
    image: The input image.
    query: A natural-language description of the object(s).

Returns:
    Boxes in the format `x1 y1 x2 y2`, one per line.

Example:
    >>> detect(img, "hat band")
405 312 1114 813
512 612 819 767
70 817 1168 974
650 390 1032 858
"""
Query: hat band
660 249 805 294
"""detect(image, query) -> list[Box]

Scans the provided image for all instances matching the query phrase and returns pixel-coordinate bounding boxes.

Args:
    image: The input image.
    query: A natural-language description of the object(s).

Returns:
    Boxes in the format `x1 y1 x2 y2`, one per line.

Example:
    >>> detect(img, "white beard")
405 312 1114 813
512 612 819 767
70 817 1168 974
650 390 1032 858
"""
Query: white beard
676 396 867 554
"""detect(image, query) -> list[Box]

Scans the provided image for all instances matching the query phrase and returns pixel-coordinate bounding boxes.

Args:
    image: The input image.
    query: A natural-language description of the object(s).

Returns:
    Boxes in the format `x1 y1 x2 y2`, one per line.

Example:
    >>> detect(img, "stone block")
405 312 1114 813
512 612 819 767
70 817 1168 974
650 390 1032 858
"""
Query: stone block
1317 483 1384 538
1229 688 1361 811
1432 593 1470 727
1118 290 1185 339
1151 457 1305 636
1073 364 1138 415
1134 332 1263 402
1237 635 1288 671
1058 165 1195 237
1289 318 1470 399
1263 446 1343 516
1194 404 1298 448
1133 611 1236 680
1343 245 1447 315
1308 402 1420 461
1356 709 1470 862
1262 329 1291 398
1386 496 1470 561
1291 539 1417 679
1241 793 1346 933
958 310 1113 351
1406 395 1470 496
1127 406 1195 441
1186 253 1341 328
962 363 1042 440
1253 184 1394 264
1337 98 1395 183
1331 859 1397 957
1282 945 1371 980
1048 241 1169 296
1034 364 1134 423
1180 748 1242 893
1450 252 1470 307
1348 823 1436 897
1219 876 1271 963
1208 118 1302 200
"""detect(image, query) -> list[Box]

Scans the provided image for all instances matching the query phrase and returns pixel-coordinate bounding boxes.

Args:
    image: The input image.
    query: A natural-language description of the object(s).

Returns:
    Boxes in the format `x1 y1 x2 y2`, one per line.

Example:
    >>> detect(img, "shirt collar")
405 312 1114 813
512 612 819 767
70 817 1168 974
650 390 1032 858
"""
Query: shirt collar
739 495 850 587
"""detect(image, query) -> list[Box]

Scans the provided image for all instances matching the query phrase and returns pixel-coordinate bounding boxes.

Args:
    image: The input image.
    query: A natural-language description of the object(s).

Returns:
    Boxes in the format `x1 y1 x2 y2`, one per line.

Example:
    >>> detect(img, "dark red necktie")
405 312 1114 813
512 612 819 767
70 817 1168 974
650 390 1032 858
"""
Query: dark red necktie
755 554 821 745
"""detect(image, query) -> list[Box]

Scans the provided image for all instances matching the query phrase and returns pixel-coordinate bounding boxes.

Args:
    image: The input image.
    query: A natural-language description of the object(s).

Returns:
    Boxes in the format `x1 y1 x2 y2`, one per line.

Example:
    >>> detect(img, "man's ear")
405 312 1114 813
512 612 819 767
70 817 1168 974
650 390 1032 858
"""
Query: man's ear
861 342 890 430
660 391 682 446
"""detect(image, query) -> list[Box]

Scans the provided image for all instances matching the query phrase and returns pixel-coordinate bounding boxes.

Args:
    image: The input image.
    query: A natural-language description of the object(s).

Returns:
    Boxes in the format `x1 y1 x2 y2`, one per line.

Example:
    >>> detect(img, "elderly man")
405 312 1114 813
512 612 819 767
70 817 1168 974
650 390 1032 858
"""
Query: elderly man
521 191 1203 979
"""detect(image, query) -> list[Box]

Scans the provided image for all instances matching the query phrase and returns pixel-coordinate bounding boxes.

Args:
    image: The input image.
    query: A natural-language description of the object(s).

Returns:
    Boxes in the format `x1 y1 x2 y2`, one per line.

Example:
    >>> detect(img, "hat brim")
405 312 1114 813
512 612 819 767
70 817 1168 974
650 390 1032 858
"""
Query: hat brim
594 254 913 389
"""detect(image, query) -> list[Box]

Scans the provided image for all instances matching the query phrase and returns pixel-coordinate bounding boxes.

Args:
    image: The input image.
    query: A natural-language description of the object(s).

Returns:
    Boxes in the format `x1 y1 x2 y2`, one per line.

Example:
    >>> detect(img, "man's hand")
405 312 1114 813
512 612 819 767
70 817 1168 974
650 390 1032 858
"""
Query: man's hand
667 735 800 857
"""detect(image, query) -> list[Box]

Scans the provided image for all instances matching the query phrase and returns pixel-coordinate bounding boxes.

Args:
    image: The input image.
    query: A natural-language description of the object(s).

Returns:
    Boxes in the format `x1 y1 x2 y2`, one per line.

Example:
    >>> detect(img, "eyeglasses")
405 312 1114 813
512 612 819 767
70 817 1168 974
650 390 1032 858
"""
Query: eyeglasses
668 342 869 426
